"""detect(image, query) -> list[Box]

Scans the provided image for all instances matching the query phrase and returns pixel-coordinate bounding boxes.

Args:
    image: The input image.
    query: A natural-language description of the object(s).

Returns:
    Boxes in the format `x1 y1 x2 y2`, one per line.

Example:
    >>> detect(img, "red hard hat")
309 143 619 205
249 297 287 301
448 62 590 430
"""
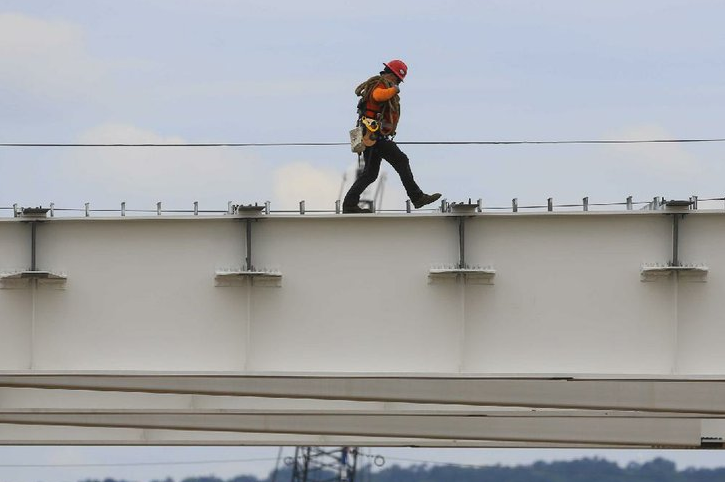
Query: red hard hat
383 59 408 82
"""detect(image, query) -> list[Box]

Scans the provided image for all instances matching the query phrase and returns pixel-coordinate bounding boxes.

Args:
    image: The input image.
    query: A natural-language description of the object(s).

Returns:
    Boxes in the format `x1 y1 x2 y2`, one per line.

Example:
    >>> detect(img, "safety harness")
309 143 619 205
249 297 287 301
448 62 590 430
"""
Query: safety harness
355 75 401 147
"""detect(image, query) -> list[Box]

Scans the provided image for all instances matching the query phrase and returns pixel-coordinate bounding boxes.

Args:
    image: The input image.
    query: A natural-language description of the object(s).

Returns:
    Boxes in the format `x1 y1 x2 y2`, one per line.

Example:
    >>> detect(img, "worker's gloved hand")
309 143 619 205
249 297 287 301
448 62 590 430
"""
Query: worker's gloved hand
394 84 401 94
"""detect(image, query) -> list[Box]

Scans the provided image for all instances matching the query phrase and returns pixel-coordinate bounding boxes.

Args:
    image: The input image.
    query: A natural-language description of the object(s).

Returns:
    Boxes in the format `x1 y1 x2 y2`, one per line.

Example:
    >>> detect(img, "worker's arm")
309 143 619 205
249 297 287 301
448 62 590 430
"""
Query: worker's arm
372 84 399 102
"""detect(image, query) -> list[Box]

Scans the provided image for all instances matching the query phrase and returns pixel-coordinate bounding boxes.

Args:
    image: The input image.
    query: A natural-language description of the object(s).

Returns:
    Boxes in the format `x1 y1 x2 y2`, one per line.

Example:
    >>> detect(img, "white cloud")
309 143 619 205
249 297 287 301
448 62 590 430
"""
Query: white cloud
606 124 703 180
29 123 411 214
274 161 410 212
273 161 344 210
0 13 106 99
49 123 269 209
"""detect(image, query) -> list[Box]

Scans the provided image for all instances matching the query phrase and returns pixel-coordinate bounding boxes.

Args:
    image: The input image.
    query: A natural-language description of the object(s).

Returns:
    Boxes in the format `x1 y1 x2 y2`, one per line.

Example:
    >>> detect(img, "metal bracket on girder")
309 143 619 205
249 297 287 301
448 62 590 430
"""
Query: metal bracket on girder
0 270 68 289
429 201 496 284
640 263 708 282
701 437 724 449
214 207 282 287
214 268 282 287
1 208 67 289
640 201 708 282
428 266 496 285
232 203 269 216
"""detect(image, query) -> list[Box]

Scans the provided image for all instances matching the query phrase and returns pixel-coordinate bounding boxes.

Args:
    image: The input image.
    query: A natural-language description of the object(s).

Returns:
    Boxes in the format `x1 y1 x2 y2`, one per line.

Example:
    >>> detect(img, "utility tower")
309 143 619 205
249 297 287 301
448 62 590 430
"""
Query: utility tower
289 447 359 482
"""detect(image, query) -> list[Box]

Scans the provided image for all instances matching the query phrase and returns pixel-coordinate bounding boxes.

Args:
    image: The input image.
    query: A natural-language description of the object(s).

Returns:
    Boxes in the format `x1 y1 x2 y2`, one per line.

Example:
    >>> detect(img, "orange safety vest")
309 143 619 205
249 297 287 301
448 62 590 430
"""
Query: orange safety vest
357 77 401 136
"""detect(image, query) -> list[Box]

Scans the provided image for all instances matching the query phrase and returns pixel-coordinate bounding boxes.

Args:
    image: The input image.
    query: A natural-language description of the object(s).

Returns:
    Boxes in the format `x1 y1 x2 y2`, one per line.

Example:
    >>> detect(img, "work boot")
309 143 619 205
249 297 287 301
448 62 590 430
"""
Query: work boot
412 192 442 209
342 205 373 214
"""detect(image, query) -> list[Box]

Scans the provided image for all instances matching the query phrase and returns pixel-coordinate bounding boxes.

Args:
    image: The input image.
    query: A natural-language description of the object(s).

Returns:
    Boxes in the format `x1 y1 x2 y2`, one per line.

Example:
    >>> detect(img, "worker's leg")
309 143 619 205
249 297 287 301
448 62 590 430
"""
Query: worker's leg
377 139 424 201
343 146 383 208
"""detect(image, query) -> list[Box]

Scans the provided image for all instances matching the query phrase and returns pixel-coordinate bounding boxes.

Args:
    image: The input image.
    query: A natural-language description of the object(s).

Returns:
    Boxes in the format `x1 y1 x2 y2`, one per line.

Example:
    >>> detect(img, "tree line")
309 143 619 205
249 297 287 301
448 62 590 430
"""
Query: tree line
79 457 725 482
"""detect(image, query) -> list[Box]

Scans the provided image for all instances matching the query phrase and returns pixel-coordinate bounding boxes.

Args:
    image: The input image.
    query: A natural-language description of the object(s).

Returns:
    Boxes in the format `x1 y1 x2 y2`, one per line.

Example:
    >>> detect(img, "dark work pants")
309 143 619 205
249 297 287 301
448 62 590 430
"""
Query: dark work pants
343 137 424 207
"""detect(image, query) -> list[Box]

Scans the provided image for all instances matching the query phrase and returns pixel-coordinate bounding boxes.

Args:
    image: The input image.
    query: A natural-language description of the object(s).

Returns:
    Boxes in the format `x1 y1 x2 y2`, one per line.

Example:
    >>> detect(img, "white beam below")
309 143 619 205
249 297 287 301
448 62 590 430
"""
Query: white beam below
0 411 704 447
2 374 725 414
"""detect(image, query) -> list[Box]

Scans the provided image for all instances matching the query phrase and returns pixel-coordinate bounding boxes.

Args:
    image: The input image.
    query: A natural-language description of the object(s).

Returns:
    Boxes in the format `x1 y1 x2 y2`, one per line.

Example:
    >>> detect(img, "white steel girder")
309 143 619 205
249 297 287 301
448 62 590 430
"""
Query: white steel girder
1 374 725 414
2 211 725 446
0 410 705 447
1 211 723 375
0 375 724 447
0 423 645 448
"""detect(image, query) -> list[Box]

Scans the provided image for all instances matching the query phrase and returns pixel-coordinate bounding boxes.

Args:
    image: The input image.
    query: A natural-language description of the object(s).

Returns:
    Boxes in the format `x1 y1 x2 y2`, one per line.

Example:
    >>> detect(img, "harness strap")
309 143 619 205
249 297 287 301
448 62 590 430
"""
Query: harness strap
355 75 401 137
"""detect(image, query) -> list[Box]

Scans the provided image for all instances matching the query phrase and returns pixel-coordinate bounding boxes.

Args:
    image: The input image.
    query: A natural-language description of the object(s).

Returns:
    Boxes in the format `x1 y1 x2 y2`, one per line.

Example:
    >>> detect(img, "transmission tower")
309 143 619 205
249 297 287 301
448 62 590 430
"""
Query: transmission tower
289 447 359 482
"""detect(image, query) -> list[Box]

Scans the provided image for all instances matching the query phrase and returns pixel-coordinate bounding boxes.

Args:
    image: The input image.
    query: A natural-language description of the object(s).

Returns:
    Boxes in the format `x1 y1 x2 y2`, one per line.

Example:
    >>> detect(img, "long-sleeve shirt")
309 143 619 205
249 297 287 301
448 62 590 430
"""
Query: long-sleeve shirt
372 85 398 103
363 83 400 136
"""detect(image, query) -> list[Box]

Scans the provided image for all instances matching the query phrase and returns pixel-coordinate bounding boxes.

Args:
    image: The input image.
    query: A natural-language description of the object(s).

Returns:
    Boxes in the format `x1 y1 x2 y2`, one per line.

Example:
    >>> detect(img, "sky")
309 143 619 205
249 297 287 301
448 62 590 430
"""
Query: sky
2 446 725 482
2 0 725 214
2 0 725 480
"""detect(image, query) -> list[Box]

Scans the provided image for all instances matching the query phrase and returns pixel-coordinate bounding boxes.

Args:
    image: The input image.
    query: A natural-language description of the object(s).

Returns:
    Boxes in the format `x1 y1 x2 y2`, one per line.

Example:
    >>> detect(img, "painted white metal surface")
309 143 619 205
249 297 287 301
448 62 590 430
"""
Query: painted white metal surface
0 423 641 448
0 410 704 446
1 209 725 446
3 374 725 413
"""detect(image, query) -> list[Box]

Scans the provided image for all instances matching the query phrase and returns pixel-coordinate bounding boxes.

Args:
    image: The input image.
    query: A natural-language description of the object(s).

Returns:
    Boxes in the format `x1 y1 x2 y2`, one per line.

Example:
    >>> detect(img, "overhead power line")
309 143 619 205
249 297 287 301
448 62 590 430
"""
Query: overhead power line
1 138 725 148
383 455 496 469
0 456 280 469
0 453 492 471
0 142 345 147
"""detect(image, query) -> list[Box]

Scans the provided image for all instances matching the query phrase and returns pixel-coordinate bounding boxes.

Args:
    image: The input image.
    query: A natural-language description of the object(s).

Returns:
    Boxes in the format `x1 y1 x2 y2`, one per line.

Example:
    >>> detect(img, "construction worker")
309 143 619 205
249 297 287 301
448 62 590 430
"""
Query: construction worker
343 59 441 214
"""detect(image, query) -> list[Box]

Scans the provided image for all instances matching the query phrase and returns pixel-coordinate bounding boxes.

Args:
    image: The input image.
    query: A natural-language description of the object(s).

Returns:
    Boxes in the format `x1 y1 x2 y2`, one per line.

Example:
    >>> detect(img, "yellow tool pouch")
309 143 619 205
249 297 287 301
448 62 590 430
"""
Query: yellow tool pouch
361 117 379 148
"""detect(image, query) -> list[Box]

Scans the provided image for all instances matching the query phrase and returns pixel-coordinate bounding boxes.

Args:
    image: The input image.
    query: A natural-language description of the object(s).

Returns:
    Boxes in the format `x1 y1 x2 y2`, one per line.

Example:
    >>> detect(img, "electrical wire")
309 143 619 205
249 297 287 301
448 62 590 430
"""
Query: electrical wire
1 137 725 148
0 456 280 469
0 143 346 147
380 455 494 469
402 138 725 145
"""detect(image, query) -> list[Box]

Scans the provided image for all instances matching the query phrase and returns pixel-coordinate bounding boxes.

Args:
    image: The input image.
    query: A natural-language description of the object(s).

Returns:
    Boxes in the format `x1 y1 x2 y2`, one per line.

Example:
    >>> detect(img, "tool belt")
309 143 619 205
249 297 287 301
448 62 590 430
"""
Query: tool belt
351 117 390 153
361 117 381 148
